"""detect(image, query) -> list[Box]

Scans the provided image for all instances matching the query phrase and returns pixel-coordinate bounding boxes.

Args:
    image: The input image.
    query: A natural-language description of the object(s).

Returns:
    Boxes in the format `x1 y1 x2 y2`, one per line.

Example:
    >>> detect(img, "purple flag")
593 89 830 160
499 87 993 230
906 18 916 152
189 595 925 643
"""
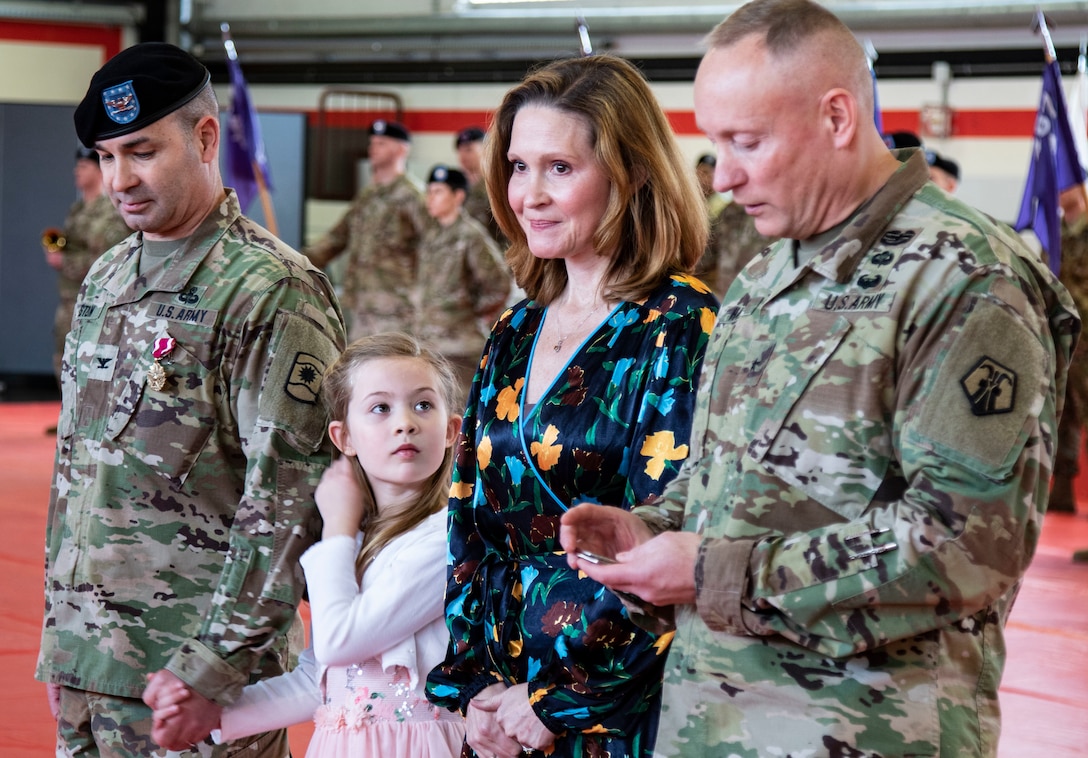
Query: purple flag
224 48 271 213
1014 59 1087 273
871 66 884 134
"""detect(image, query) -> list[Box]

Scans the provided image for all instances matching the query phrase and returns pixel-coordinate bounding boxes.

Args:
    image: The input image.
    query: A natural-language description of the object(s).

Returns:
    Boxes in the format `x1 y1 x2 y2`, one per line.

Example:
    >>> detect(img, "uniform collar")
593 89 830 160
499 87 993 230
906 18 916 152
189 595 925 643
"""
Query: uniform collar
105 189 242 306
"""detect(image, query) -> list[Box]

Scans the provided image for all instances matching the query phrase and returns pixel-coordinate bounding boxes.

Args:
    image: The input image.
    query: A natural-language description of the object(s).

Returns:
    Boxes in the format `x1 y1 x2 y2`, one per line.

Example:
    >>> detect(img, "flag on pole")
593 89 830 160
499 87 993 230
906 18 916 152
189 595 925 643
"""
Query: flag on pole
1067 41 1088 172
864 39 883 133
222 25 272 216
1014 58 1087 273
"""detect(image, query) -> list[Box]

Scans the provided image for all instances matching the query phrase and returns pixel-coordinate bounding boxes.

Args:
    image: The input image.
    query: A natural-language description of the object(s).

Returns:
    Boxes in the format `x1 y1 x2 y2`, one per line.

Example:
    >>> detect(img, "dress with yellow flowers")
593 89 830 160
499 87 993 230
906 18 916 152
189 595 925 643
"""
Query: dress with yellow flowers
426 274 719 758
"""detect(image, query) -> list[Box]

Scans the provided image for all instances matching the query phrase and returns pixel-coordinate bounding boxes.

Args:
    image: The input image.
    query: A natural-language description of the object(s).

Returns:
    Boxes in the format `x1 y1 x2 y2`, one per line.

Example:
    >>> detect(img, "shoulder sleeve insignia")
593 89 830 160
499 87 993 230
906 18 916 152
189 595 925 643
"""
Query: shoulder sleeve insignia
285 352 325 405
960 356 1016 416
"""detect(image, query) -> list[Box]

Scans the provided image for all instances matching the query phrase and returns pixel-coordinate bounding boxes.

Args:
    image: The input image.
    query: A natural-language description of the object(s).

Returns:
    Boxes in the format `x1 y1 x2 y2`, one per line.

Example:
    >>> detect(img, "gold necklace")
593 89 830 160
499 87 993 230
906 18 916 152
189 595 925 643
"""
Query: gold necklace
552 302 603 353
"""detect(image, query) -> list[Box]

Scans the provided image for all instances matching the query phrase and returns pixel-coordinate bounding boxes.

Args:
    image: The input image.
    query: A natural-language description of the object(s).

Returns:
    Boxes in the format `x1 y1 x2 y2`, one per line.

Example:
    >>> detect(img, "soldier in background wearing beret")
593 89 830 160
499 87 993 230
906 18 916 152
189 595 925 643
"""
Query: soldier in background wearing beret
35 42 346 756
455 125 506 247
926 148 961 194
414 164 511 390
305 119 430 340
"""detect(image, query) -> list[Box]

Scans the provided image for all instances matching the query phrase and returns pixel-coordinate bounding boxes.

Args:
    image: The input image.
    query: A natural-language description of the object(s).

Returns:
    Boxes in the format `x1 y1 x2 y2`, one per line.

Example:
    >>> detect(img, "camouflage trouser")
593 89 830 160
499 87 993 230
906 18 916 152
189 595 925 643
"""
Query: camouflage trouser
55 686 290 758
1055 333 1088 474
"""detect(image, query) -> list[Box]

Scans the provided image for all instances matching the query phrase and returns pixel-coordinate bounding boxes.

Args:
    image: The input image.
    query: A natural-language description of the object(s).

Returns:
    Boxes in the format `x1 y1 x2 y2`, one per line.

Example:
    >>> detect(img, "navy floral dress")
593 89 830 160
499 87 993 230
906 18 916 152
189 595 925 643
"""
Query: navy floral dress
426 274 719 758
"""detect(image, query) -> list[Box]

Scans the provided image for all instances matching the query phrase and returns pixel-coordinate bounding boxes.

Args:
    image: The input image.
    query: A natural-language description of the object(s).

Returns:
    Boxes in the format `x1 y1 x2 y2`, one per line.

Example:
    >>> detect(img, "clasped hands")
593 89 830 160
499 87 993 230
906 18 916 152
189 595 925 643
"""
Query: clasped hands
466 682 554 758
142 670 222 751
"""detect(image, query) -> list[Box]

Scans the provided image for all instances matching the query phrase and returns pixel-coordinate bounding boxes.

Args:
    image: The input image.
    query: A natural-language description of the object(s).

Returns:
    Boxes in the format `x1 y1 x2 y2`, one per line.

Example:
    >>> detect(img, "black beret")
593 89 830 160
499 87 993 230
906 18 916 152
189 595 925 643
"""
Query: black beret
882 131 923 150
925 149 960 180
369 119 410 142
75 145 100 164
455 126 486 148
74 42 211 148
427 164 468 193
696 153 716 168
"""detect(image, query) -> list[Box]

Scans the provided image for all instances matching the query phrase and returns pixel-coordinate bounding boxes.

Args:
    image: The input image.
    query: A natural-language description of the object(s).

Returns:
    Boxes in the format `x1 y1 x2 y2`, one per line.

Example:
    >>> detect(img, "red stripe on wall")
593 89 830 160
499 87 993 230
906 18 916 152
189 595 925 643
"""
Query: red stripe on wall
0 20 122 61
301 107 1040 140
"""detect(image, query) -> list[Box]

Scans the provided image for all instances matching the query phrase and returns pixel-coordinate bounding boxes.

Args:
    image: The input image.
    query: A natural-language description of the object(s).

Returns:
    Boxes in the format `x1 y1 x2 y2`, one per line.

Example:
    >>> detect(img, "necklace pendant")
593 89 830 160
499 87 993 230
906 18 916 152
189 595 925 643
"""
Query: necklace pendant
553 341 563 353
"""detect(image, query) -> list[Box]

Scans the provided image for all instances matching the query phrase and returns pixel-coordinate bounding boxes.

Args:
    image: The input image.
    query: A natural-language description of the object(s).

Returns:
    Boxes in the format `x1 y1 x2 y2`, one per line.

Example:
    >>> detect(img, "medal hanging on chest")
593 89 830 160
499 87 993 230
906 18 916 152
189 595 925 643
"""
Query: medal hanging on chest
148 336 176 391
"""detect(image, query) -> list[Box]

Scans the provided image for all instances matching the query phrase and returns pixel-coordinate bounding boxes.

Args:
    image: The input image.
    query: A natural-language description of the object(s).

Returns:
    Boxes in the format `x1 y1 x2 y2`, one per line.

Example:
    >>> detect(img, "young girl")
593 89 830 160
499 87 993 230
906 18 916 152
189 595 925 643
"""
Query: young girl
151 332 466 756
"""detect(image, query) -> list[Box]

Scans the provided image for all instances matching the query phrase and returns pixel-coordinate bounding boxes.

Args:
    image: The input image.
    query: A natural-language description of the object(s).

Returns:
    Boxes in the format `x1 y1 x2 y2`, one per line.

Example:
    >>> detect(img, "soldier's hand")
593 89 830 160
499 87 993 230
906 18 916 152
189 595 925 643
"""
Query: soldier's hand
46 683 61 721
560 502 653 569
143 669 221 751
602 530 700 607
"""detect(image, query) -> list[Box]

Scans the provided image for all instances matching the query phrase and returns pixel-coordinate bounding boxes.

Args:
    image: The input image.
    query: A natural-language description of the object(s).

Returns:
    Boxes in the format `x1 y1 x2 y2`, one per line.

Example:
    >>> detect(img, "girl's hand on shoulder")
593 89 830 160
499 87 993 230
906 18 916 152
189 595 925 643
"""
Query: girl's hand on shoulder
316 456 365 539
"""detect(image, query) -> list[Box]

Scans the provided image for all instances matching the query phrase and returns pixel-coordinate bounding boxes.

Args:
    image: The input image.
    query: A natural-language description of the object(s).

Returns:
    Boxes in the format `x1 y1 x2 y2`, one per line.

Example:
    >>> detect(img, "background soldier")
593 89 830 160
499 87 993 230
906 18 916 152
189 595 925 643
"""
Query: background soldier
305 119 429 339
37 42 346 756
41 146 130 384
694 153 773 298
415 164 511 389
455 124 505 247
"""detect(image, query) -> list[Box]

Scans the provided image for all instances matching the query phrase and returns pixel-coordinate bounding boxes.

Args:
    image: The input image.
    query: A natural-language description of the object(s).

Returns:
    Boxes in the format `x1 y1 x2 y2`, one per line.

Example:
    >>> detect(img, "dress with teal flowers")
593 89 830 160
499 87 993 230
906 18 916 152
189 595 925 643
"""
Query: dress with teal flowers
426 274 719 758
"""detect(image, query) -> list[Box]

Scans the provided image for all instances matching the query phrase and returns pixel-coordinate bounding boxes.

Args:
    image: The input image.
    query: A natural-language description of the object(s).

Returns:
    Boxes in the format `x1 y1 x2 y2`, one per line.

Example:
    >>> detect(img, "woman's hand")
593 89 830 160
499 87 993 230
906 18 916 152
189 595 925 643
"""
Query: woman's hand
315 456 365 539
466 682 526 758
496 683 557 754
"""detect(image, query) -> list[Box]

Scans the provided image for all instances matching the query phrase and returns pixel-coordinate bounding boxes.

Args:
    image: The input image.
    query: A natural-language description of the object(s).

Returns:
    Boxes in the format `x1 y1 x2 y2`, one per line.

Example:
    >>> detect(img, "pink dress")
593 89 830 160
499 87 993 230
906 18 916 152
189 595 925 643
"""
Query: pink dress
215 511 464 757
308 659 463 757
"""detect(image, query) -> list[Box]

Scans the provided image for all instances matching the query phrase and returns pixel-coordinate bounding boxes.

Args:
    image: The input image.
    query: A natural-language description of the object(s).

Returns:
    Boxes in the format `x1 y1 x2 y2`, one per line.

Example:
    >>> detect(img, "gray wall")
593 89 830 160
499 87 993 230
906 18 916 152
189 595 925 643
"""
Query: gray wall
0 106 306 375
0 103 77 375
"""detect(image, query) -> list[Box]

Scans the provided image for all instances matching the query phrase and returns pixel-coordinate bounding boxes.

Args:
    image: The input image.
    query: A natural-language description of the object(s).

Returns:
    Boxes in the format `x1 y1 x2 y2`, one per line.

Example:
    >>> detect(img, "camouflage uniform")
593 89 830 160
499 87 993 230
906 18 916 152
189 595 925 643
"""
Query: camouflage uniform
463 178 505 248
413 209 511 386
695 201 773 300
36 191 346 755
633 150 1079 757
51 193 131 380
305 173 430 340
1053 217 1088 490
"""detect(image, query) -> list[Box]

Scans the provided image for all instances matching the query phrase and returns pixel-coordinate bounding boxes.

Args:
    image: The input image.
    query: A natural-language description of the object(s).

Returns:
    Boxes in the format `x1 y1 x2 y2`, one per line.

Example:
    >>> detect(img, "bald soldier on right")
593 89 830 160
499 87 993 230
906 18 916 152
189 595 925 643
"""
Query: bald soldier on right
560 1 1079 756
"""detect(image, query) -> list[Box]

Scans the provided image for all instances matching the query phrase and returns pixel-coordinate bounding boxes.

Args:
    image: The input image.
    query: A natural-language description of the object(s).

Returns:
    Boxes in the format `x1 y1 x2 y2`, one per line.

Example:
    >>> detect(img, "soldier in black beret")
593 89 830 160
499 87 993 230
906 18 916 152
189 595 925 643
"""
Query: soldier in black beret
39 42 346 757
454 124 504 247
456 125 486 149
925 148 961 194
419 163 510 388
882 130 923 150
74 42 211 148
368 118 411 143
428 163 469 194
305 117 429 340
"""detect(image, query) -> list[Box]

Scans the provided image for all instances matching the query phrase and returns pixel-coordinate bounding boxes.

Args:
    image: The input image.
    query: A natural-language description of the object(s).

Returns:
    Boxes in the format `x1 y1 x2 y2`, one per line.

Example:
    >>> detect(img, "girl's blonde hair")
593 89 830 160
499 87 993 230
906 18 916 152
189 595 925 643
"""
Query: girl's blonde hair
321 332 462 578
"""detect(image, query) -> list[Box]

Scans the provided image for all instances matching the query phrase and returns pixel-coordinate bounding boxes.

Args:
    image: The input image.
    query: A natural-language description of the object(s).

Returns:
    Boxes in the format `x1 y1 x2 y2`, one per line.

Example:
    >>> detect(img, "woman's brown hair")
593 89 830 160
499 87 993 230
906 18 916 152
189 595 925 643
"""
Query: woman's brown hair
484 54 708 305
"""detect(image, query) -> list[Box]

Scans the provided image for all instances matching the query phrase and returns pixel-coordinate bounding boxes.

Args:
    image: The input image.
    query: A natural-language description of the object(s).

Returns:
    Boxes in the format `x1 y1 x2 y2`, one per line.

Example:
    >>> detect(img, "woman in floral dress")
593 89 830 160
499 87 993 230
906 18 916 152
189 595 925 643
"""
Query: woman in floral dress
425 55 720 758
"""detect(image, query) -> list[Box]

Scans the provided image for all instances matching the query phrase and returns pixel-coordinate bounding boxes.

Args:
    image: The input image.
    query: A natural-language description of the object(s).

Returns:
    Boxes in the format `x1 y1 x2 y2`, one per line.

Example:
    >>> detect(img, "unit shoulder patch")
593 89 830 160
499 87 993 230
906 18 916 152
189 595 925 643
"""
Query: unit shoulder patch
285 352 325 405
960 356 1017 416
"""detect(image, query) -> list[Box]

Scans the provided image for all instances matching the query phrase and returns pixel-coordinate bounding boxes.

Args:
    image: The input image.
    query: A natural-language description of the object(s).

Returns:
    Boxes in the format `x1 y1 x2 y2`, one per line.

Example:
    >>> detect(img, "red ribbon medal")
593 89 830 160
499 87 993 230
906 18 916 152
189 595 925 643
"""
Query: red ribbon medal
148 336 176 391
